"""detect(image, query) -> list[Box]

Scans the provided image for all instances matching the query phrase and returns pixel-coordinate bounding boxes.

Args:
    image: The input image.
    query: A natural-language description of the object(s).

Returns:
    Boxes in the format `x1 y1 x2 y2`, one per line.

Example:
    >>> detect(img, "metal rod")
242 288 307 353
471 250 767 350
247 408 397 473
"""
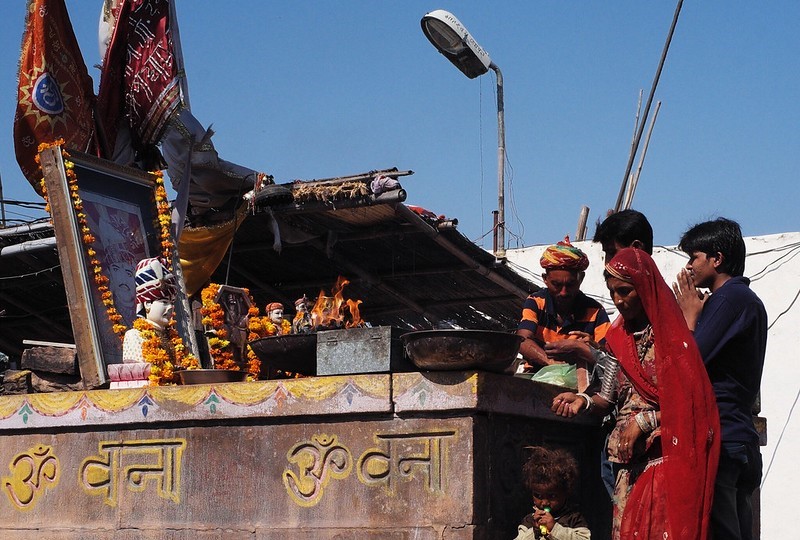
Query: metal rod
492 210 499 255
284 169 414 188
0 237 57 257
614 0 684 212
0 221 53 237
490 62 506 259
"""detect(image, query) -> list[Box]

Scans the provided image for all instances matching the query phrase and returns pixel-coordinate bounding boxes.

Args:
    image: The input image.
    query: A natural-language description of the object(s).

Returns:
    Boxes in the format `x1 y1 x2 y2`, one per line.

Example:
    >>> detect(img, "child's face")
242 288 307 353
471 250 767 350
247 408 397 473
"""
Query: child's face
530 482 567 513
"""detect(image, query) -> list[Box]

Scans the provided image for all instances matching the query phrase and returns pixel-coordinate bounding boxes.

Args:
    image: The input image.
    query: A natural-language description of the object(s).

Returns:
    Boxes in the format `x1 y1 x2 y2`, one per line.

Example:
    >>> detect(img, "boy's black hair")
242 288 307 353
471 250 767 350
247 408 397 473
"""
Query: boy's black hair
678 217 746 277
593 209 654 255
522 446 579 495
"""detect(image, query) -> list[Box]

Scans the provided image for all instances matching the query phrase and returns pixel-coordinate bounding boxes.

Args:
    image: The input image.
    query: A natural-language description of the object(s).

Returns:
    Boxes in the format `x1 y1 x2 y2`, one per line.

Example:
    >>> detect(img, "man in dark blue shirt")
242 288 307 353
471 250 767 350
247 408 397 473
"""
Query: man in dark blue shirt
673 217 767 540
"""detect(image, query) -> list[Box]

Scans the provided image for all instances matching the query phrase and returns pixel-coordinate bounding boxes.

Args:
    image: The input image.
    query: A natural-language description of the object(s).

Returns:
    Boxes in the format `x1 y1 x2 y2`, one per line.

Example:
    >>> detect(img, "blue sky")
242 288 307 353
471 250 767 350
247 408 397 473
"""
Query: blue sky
1 1 797 249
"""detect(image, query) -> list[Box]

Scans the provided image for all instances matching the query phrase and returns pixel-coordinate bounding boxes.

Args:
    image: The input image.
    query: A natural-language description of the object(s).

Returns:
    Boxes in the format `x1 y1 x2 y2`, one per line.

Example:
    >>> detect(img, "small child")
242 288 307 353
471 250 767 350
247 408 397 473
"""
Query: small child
515 446 591 540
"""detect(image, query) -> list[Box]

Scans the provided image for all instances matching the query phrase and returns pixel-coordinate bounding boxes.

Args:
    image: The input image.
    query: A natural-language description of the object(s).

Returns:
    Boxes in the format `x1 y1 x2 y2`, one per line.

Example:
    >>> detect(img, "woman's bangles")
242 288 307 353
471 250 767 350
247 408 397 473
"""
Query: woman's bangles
591 348 620 403
635 410 659 433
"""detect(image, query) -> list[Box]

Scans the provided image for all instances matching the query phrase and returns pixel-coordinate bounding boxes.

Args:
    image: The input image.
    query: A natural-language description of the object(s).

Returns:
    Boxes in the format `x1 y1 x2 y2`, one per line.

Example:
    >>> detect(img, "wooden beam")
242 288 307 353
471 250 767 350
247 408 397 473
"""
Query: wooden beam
395 204 531 299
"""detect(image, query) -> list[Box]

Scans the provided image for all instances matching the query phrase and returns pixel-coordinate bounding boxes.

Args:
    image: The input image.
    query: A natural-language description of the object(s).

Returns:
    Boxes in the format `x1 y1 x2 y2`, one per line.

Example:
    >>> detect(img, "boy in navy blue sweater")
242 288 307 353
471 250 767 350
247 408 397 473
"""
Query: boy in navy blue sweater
673 217 767 540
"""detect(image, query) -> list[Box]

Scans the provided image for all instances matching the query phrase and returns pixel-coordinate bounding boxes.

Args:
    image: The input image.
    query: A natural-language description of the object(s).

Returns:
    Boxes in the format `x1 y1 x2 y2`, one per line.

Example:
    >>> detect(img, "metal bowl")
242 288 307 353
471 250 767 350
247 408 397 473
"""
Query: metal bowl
400 330 522 373
179 369 248 385
248 333 318 376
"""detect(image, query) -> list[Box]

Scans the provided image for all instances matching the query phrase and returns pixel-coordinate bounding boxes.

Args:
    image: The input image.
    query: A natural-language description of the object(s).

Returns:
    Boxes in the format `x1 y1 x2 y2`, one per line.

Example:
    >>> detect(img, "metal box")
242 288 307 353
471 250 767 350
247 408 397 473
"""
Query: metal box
316 326 412 376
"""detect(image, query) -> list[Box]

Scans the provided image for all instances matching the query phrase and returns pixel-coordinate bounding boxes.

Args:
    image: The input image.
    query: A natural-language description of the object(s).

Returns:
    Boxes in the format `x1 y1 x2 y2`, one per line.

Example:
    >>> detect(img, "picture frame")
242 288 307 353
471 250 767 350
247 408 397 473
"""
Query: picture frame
40 146 163 388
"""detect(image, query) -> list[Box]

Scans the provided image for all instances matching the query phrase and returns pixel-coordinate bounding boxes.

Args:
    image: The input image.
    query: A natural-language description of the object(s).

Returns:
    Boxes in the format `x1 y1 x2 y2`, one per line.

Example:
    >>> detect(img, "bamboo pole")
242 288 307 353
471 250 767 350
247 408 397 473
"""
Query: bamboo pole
625 101 662 210
614 0 684 212
575 206 590 241
285 169 414 189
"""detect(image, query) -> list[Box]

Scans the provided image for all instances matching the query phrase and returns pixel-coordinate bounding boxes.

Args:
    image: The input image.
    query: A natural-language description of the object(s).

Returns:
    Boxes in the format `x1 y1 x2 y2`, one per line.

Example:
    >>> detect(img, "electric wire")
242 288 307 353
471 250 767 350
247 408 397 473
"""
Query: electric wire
761 382 800 490
0 198 46 209
0 264 61 281
767 286 800 331
749 243 800 282
505 142 525 249
0 303 69 319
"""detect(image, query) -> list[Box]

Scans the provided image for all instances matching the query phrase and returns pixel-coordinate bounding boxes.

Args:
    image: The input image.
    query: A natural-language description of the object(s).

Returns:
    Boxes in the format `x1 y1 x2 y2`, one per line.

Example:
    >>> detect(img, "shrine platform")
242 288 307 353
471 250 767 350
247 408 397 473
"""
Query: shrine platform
0 372 608 539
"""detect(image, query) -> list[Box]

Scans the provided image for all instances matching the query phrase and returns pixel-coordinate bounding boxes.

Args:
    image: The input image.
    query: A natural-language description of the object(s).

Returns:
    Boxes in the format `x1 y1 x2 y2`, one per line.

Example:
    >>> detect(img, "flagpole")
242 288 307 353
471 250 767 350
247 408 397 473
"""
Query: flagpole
92 101 111 159
0 169 6 226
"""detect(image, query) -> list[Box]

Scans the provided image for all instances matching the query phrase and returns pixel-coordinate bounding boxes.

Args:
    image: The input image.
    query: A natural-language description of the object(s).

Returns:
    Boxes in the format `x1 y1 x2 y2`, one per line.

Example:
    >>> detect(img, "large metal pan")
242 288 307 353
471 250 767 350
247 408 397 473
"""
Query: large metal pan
248 333 318 376
401 329 522 373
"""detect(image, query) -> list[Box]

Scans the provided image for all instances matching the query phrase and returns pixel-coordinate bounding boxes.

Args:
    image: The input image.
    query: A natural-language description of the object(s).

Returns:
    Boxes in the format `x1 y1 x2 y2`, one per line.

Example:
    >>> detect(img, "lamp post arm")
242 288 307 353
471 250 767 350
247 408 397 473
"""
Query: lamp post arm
490 62 506 259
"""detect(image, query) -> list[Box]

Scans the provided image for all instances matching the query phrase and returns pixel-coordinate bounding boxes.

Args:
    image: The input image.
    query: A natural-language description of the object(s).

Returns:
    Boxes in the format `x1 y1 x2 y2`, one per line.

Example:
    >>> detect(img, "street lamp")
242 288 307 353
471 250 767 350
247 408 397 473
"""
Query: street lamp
421 9 506 258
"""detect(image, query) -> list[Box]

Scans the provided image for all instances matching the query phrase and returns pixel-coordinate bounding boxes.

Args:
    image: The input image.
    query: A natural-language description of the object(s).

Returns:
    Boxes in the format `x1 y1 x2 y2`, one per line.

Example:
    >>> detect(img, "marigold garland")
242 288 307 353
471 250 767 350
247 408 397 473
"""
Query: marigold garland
37 140 126 339
141 169 199 383
248 306 297 379
248 315 292 338
200 283 262 379
151 171 174 260
134 318 200 385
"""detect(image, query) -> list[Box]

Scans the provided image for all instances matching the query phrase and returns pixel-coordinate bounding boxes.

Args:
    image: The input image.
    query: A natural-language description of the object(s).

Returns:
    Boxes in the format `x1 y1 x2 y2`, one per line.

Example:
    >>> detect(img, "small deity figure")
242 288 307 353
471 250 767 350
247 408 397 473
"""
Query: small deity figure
292 295 313 334
122 257 178 364
266 302 291 335
112 257 198 386
216 286 252 364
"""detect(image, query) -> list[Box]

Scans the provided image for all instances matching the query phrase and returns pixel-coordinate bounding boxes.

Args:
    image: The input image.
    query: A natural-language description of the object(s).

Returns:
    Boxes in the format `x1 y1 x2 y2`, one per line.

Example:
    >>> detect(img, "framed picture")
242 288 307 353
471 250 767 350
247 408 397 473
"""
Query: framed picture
40 146 163 387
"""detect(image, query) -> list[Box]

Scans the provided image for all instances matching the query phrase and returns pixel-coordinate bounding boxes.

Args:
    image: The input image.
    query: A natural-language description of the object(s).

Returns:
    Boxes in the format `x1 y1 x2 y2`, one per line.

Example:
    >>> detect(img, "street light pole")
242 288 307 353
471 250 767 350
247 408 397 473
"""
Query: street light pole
491 63 505 258
420 10 506 259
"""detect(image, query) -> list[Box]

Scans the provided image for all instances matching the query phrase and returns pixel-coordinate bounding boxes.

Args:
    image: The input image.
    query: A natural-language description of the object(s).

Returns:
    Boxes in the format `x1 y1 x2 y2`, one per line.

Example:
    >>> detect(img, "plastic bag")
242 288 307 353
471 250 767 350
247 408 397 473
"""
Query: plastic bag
526 363 578 390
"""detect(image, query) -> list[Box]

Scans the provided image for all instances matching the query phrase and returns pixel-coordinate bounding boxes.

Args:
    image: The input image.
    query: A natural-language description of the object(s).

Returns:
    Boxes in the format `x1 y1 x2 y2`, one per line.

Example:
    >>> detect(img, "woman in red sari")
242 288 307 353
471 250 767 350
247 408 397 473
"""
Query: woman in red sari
554 248 719 539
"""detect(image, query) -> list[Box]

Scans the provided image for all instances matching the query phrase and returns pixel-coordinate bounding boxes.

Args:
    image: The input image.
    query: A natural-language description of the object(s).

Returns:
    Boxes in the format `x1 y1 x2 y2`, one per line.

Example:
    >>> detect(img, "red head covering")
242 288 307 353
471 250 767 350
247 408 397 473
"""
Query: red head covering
266 302 284 313
540 236 589 272
604 248 719 540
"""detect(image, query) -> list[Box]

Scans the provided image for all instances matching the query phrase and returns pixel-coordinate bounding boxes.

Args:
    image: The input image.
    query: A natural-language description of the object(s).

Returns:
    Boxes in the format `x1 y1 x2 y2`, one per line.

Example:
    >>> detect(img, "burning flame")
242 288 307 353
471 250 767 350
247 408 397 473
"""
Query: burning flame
310 276 365 329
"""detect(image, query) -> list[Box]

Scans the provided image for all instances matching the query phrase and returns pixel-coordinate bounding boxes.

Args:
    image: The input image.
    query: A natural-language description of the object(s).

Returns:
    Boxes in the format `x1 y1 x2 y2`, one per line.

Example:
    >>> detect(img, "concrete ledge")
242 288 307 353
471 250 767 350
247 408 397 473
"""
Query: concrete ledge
0 375 393 431
0 373 606 538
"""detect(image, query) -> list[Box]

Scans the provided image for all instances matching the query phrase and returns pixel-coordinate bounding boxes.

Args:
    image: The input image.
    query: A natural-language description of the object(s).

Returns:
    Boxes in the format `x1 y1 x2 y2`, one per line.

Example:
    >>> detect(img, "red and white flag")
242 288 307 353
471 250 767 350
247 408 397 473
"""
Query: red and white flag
97 0 186 156
97 0 261 243
14 0 97 193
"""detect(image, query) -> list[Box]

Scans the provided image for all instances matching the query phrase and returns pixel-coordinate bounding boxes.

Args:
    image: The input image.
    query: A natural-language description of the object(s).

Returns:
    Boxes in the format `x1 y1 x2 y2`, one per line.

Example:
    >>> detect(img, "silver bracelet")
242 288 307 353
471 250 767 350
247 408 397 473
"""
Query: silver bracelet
635 412 650 433
592 349 620 403
635 410 658 433
576 392 593 411
647 410 658 431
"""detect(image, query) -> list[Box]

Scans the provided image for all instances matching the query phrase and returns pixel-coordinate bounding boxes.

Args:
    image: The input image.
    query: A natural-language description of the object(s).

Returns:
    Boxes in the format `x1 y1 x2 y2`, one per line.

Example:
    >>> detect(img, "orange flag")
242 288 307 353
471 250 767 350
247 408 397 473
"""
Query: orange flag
14 0 96 194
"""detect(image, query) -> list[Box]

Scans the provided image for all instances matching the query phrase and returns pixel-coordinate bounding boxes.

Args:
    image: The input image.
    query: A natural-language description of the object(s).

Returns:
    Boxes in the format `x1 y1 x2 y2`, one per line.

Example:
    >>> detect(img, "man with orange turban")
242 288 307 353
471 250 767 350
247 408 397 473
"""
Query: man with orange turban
516 237 610 391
